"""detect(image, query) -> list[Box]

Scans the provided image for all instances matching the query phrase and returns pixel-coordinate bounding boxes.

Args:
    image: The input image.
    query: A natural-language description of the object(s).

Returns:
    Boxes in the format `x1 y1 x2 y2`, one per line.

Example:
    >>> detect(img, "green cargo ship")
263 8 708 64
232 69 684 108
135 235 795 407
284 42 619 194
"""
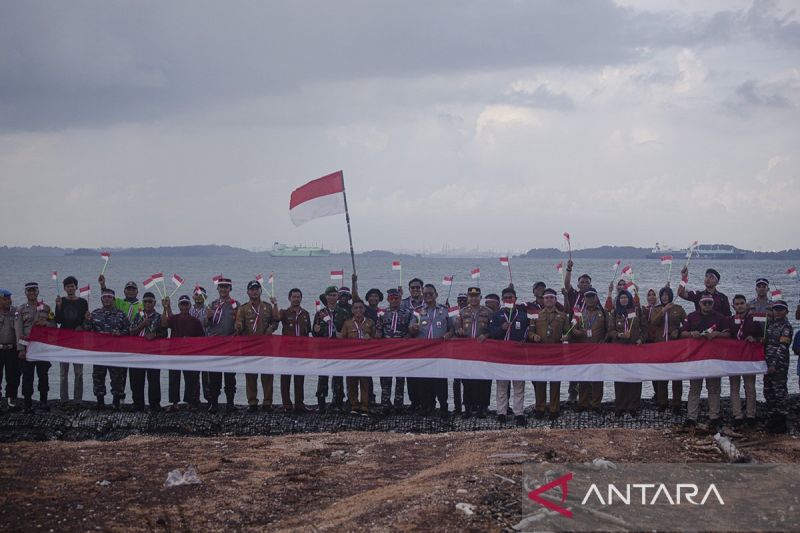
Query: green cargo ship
270 242 330 257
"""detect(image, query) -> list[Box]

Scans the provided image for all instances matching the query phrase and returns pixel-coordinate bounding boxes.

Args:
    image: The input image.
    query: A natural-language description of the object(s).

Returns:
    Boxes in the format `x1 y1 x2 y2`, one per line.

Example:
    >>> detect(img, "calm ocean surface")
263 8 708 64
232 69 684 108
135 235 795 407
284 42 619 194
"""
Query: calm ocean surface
2 255 798 405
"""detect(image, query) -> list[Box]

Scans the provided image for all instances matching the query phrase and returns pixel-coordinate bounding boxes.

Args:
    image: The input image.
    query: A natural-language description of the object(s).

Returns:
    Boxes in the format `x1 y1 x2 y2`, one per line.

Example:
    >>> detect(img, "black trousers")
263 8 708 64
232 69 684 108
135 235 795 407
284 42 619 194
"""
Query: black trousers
22 360 50 399
420 378 448 410
316 375 345 404
204 371 236 403
463 379 491 410
406 377 423 408
129 368 161 407
169 370 200 405
452 379 463 409
0 348 20 399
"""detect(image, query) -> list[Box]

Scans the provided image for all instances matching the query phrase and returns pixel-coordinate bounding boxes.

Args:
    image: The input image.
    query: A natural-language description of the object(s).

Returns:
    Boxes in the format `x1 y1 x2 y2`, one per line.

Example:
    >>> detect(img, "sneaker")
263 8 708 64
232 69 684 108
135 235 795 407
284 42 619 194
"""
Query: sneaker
165 403 179 413
6 398 17 411
247 405 258 413
350 409 360 416
497 414 507 424
515 415 527 427
294 403 309 414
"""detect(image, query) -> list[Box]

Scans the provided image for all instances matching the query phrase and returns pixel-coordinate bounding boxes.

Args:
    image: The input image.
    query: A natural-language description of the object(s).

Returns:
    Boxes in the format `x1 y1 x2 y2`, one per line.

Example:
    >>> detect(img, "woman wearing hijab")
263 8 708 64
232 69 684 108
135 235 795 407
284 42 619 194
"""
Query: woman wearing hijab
651 286 687 414
607 290 643 417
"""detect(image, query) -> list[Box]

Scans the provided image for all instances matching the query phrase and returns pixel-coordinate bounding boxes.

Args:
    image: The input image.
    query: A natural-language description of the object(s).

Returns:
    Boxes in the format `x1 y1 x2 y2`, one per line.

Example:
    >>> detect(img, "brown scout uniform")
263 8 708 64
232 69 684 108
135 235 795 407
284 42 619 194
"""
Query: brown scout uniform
572 305 607 410
458 305 493 412
278 307 312 411
529 307 568 415
607 308 643 413
236 300 277 408
341 317 376 413
650 304 687 410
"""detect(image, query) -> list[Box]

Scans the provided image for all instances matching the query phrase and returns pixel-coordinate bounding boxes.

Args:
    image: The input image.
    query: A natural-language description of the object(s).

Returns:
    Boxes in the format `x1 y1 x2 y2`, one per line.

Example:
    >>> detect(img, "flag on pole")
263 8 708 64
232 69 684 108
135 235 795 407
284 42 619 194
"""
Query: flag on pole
624 281 636 292
79 285 91 299
330 270 344 281
51 271 57 281
679 275 689 288
621 265 633 277
770 289 783 300
212 275 223 286
499 257 509 267
171 274 184 288
556 262 563 274
152 272 165 285
143 276 157 289
100 251 111 262
572 307 583 319
470 268 480 279
612 260 621 271
256 273 265 286
289 171 346 227
315 300 322 312
563 232 570 241
442 276 454 286
660 255 673 265
268 272 275 285
391 261 401 271
448 305 460 318
752 312 767 323
787 266 797 278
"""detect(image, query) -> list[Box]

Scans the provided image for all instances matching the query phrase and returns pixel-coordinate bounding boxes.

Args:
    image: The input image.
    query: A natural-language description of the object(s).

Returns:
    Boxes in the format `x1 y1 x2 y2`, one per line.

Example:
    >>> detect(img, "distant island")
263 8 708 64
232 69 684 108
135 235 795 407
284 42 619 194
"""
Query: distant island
0 244 798 260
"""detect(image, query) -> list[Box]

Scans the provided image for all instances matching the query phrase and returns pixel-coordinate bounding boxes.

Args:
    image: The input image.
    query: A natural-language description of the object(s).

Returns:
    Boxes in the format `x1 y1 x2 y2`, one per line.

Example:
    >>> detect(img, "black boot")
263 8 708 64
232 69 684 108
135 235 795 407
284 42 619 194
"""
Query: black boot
207 400 219 413
317 398 327 414
112 397 121 410
95 395 106 410
23 397 33 414
225 399 236 413
39 393 49 412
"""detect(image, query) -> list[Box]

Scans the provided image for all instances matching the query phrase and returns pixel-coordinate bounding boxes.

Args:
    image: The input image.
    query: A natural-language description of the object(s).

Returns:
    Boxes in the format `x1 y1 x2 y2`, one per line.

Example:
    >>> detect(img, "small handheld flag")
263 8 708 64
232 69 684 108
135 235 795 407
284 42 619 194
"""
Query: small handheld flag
100 251 111 275
442 276 453 286
787 266 797 278
660 255 673 265
771 289 783 300
143 276 156 289
256 273 265 286
268 272 275 297
79 285 91 300
499 256 512 283
470 267 480 279
563 232 572 259
391 261 401 271
330 270 344 281
556 262 563 274
621 265 633 278
611 260 621 272
685 240 699 267
499 257 509 267
212 275 223 286
169 274 184 298
52 271 59 295
315 300 322 312
448 305 460 318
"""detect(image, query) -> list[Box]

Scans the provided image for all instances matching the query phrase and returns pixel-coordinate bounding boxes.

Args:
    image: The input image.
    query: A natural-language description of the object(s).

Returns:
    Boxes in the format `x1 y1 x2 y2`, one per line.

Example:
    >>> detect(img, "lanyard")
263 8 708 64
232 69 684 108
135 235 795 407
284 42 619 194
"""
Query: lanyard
251 302 261 333
212 301 225 325
504 307 515 341
353 317 365 339
427 307 438 339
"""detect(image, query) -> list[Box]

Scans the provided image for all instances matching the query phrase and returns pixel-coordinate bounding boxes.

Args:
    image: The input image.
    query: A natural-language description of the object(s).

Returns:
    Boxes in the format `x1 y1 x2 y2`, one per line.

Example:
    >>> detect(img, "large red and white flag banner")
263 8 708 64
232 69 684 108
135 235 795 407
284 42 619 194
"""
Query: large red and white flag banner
289 171 346 227
27 327 765 382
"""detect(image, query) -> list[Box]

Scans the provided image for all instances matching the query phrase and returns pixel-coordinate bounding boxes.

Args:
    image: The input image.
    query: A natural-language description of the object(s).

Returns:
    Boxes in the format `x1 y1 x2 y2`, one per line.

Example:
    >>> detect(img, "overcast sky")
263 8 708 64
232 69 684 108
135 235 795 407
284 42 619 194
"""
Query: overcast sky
1 0 798 252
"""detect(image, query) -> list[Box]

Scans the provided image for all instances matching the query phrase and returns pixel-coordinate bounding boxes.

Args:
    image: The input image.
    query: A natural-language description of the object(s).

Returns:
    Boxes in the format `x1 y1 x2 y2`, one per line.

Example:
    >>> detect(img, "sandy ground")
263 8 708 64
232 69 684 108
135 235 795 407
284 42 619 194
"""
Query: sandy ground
1 428 799 532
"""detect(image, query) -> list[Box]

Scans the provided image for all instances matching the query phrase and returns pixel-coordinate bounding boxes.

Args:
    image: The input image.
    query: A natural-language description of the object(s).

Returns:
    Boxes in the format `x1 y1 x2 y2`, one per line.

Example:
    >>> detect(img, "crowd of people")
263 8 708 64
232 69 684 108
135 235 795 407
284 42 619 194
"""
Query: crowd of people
0 260 798 434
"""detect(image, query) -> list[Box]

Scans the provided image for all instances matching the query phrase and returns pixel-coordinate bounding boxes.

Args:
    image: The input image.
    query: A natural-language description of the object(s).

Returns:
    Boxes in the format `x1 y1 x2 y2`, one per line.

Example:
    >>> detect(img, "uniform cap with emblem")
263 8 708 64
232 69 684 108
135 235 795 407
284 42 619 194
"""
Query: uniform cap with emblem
325 285 339 295
178 295 192 304
705 268 721 281
338 286 351 295
467 287 481 296
0 288 12 297
772 300 788 311
755 278 769 286
124 281 138 290
247 280 261 290
217 278 232 287
101 288 115 296
24 282 39 291
386 288 400 297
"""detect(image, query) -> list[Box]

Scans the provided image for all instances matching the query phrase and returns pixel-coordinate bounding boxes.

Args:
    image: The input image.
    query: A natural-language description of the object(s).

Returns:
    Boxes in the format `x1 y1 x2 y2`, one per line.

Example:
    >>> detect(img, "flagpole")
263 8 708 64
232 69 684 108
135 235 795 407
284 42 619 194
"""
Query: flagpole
340 172 357 276
446 275 454 304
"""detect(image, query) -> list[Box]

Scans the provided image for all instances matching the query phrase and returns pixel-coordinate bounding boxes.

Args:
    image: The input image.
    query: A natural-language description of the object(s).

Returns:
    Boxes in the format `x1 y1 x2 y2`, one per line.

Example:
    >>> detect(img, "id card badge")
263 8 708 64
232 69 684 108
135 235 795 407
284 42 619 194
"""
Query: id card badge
586 329 592 338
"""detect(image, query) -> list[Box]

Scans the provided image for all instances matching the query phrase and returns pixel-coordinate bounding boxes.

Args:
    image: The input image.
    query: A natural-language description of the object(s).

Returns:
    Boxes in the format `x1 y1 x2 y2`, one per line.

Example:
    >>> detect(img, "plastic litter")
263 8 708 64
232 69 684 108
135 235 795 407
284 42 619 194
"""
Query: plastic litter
592 458 617 469
164 466 202 487
455 502 475 516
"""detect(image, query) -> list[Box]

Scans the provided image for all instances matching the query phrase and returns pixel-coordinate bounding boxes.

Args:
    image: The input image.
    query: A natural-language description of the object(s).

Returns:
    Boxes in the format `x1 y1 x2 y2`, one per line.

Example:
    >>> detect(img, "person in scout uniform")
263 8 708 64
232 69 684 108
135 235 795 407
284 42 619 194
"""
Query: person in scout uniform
313 285 351 413
527 287 569 420
650 286 687 415
84 288 130 410
278 288 312 413
0 288 20 410
341 300 376 415
14 282 55 412
607 290 643 417
569 287 607 413
455 287 492 419
235 280 279 413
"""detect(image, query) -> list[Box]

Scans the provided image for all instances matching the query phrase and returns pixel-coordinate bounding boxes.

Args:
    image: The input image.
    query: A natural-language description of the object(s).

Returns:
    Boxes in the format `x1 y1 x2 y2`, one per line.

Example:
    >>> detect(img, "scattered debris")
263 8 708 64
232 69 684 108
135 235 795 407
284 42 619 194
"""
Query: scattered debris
164 466 202 487
455 502 475 516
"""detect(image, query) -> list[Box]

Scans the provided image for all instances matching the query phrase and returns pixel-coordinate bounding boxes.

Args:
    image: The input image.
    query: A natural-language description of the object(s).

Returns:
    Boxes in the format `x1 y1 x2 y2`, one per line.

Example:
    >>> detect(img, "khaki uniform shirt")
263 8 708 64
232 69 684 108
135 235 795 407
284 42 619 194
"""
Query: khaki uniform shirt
235 301 276 336
457 305 492 338
531 307 568 343
341 317 376 339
